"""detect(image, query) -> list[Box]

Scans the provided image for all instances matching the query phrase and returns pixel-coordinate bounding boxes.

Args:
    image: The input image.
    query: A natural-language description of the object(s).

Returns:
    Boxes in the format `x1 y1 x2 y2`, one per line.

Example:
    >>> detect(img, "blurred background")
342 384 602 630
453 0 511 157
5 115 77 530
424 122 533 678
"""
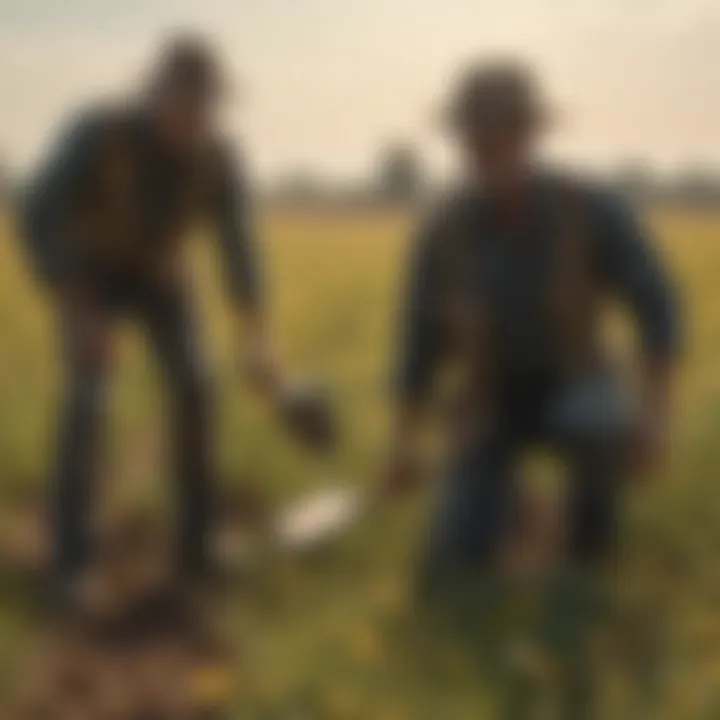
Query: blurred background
2 1 720 718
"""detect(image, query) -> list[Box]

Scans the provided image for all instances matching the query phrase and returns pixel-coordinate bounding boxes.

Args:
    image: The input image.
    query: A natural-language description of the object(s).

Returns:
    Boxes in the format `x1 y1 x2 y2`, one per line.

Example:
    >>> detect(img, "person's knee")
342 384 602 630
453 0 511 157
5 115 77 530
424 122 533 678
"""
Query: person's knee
425 449 514 571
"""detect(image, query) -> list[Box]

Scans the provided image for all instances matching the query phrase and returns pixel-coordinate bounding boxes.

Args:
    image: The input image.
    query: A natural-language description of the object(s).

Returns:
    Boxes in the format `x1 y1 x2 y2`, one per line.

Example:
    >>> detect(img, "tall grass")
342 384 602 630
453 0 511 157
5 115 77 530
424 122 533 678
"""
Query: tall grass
1 206 720 717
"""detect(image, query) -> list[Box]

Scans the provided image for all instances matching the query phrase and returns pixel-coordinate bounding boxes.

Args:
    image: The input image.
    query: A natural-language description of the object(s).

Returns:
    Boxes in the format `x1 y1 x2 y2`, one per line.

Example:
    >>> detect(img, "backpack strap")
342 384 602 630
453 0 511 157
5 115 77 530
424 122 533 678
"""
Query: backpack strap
544 176 601 377
431 190 495 435
72 109 141 266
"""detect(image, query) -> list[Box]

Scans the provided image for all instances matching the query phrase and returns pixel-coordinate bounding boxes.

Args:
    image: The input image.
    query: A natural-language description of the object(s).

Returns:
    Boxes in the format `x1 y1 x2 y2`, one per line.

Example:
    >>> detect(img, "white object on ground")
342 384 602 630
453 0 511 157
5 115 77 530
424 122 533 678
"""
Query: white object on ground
274 484 368 552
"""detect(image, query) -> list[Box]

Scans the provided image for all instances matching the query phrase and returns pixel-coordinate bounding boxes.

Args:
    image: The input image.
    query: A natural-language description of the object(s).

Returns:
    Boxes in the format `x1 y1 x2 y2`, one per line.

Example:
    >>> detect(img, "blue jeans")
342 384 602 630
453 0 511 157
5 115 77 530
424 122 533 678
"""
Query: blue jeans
52 276 214 577
421 373 634 582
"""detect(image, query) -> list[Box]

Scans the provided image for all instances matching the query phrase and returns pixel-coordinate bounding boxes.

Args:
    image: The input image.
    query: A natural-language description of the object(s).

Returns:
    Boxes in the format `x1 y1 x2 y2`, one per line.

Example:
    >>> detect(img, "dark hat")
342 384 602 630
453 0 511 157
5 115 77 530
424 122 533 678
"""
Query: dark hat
150 33 227 101
443 59 547 134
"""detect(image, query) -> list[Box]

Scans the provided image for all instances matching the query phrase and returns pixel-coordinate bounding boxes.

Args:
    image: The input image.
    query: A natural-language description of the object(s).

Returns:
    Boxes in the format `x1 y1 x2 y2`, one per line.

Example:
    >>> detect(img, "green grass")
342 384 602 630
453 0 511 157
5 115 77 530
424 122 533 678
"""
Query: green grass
1 205 720 717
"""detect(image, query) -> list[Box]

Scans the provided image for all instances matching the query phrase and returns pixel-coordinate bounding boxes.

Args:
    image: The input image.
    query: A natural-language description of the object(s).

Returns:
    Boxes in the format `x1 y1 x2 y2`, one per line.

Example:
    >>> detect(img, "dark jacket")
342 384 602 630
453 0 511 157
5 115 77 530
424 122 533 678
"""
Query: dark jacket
22 104 261 308
396 174 681 415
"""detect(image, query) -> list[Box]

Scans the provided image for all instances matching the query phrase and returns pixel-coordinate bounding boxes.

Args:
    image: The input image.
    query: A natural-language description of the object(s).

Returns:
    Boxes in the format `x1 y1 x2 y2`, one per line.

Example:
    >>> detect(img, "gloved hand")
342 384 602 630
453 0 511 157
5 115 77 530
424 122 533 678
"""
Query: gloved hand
375 450 424 502
629 409 670 480
279 380 337 452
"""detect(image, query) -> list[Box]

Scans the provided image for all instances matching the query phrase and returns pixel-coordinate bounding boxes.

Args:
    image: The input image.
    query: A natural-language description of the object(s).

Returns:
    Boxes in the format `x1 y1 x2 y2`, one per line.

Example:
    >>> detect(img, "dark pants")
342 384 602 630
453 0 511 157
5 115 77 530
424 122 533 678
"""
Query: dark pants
53 276 213 577
421 373 633 583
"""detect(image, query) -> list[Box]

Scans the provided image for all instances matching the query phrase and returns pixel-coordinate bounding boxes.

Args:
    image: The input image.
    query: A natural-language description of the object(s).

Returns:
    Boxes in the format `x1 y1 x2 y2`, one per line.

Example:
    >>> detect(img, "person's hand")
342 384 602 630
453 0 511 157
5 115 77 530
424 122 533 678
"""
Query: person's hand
630 359 675 482
630 409 670 480
238 313 337 451
243 334 283 400
374 405 426 502
375 446 424 503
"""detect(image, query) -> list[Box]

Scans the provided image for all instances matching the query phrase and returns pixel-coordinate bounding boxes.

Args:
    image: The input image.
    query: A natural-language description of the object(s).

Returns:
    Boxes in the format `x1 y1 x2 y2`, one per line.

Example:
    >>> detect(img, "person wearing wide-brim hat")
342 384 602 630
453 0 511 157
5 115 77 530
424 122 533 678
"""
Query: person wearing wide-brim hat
377 58 682 586
21 34 335 613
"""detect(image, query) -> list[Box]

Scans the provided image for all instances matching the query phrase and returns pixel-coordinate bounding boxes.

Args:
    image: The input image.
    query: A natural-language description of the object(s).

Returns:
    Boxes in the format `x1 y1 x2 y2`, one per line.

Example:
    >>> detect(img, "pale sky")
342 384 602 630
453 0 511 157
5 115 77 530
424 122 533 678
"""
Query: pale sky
1 0 720 181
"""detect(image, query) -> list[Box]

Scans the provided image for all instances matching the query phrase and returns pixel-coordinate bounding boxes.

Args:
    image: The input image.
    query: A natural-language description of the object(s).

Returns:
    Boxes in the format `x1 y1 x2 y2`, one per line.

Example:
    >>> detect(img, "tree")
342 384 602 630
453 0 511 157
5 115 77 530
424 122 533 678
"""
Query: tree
673 166 720 207
273 170 327 203
613 160 656 202
376 142 425 203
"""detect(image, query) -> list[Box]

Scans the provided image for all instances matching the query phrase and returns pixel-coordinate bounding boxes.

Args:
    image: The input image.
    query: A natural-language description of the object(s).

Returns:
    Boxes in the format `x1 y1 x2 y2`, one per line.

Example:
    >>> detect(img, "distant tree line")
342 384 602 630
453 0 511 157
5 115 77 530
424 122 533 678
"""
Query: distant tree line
3 148 720 212
270 144 720 209
268 142 429 207
615 162 720 208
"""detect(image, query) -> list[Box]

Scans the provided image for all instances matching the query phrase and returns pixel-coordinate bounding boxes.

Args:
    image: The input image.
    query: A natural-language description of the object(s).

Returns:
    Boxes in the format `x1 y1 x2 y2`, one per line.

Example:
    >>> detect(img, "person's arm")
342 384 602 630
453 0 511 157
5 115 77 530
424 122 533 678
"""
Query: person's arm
22 110 103 296
380 219 444 497
595 190 682 473
213 144 280 396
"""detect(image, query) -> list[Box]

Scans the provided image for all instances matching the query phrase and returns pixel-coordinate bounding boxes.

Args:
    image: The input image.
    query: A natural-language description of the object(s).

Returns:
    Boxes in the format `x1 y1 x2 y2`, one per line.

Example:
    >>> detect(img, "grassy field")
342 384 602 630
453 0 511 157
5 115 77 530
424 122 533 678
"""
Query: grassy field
1 205 720 718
